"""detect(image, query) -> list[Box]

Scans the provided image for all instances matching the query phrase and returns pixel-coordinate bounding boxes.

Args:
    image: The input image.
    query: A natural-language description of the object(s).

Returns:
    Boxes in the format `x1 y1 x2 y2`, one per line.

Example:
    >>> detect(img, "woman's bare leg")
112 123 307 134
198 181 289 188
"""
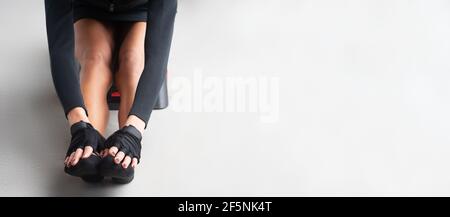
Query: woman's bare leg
115 22 147 128
102 22 147 169
74 19 115 136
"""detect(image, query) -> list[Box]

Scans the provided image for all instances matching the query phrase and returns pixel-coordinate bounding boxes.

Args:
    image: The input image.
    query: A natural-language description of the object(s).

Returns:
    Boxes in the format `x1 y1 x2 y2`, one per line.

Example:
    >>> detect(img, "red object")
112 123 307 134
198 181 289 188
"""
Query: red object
111 91 121 97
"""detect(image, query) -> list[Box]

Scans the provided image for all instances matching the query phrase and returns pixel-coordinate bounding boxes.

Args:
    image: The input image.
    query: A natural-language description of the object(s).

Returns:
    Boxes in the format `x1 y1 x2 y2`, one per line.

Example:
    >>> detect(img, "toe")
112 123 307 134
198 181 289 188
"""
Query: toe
99 149 105 157
102 148 109 158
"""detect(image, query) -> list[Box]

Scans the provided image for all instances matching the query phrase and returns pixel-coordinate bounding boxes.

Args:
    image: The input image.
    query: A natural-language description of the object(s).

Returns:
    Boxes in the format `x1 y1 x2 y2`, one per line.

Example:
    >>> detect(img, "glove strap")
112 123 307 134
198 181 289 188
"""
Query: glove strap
70 121 92 136
122 125 142 140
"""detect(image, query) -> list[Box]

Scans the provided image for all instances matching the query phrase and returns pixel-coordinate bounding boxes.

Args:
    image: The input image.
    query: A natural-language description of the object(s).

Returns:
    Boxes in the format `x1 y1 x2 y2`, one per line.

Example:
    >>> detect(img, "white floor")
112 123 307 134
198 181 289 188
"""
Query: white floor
2 0 450 196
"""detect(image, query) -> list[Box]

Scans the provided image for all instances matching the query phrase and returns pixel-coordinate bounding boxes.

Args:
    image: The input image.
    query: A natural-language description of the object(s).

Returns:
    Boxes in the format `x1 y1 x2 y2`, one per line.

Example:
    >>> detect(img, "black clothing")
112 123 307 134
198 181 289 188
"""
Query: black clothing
44 0 177 128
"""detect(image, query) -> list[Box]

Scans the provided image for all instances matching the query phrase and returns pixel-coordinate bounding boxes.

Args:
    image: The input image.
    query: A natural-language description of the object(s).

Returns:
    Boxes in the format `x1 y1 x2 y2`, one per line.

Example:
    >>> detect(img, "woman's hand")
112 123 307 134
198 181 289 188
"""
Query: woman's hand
64 107 104 167
100 117 144 169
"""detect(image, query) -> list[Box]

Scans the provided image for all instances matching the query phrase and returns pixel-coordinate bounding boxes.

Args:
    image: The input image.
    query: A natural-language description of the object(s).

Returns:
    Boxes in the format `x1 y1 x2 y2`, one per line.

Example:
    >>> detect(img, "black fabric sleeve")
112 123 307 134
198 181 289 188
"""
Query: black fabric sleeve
44 0 87 117
44 0 177 126
128 0 177 128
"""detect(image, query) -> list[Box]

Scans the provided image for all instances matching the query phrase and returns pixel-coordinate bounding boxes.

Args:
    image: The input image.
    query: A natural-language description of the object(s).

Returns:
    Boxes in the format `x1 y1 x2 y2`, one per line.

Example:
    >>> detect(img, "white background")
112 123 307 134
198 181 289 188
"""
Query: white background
1 0 450 196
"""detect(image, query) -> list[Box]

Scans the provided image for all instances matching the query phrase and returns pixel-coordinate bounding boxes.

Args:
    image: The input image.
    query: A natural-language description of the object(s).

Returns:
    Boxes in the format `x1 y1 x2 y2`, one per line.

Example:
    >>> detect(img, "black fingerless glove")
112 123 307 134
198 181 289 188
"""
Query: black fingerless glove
102 125 142 162
66 121 105 157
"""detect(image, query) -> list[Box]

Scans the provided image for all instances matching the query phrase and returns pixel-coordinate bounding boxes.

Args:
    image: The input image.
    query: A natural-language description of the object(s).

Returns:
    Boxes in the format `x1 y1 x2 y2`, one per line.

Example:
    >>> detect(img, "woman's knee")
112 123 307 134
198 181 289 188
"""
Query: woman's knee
78 49 112 68
78 51 113 88
118 49 144 79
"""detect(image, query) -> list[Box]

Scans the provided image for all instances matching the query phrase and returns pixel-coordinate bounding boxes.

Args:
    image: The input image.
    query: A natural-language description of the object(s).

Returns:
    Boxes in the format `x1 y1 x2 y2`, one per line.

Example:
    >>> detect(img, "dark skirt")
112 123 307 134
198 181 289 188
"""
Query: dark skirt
73 0 148 23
